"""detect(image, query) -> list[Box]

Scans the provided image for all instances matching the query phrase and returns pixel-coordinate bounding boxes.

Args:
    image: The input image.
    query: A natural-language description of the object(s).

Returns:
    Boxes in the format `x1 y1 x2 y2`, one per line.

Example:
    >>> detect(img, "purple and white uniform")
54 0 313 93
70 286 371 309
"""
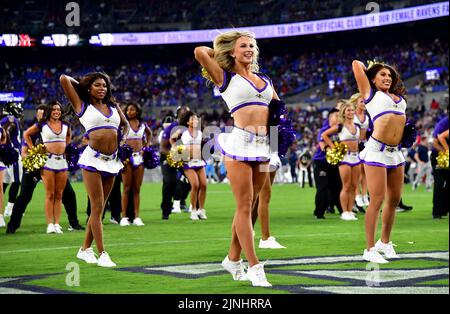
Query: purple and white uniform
359 89 406 168
338 124 361 167
127 123 146 168
76 103 123 176
41 122 69 172
181 129 206 169
215 71 273 162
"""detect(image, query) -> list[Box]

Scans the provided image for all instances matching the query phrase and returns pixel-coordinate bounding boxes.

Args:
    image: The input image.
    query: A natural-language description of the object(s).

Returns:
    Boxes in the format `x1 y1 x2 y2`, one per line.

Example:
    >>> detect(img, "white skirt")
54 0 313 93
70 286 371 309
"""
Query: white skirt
184 159 207 170
215 127 270 162
340 151 361 167
130 151 144 168
78 145 123 176
43 153 68 172
359 137 405 168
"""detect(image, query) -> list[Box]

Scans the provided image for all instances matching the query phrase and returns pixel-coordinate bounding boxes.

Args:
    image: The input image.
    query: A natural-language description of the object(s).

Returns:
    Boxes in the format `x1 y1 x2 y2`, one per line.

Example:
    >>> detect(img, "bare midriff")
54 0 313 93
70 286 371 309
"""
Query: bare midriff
372 114 406 145
88 129 118 155
126 138 143 153
345 140 359 152
233 105 269 135
44 142 66 155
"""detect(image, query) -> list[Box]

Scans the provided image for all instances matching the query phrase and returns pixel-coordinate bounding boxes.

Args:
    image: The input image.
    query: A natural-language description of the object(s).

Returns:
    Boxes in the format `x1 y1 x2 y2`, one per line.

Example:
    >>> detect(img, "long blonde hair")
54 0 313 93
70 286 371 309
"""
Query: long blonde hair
348 92 361 106
202 30 260 84
338 101 355 124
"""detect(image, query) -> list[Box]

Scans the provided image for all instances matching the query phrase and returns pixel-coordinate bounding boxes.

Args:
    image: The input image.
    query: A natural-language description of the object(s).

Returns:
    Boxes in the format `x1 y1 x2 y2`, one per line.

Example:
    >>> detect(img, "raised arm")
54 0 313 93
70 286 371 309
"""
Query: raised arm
321 125 339 150
194 46 224 87
23 124 40 149
59 74 82 113
438 129 449 151
352 60 371 100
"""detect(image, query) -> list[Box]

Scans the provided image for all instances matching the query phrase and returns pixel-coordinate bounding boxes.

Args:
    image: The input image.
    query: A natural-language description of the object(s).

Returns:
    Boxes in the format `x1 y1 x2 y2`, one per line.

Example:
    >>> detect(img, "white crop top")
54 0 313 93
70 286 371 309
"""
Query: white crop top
40 122 68 144
354 113 370 129
338 124 360 142
181 129 202 146
219 72 273 114
127 123 146 141
76 103 120 134
364 89 406 123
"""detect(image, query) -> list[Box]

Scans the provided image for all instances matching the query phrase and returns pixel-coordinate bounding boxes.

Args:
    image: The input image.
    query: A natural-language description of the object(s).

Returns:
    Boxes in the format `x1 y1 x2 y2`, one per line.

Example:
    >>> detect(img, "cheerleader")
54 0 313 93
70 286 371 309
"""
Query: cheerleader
60 72 129 267
119 102 152 227
23 101 70 234
177 111 207 221
322 101 363 221
350 93 370 209
352 60 407 263
195 30 277 287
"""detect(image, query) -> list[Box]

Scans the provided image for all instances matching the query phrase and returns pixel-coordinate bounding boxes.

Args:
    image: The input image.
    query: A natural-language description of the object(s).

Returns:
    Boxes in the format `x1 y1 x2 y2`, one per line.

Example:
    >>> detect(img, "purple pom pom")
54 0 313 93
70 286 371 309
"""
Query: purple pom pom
65 143 80 172
0 144 19 166
142 146 160 169
118 144 133 163
401 120 417 149
277 118 296 157
269 99 288 126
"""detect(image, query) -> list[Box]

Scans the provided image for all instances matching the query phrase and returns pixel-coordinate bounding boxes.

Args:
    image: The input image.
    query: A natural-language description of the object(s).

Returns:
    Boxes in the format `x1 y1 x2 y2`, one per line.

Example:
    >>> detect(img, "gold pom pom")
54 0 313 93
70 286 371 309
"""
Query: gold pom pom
167 145 189 168
326 142 348 165
436 150 449 169
23 144 48 172
201 68 209 79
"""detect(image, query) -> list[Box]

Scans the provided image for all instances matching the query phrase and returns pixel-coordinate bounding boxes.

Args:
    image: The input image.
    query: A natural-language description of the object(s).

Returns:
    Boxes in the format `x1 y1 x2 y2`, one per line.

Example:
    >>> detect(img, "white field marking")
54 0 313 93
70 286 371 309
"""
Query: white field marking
0 230 448 255
0 287 40 294
302 286 449 294
293 268 449 283
144 252 448 275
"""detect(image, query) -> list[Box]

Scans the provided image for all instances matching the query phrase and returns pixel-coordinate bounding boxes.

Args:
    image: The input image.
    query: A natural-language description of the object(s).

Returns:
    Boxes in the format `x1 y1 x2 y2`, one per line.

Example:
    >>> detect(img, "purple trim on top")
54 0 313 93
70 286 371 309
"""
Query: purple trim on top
363 89 375 104
0 166 6 171
214 134 269 162
75 102 86 117
372 110 405 123
218 71 227 91
43 140 66 143
237 73 269 93
361 160 405 169
86 125 118 134
230 102 269 114
91 103 114 118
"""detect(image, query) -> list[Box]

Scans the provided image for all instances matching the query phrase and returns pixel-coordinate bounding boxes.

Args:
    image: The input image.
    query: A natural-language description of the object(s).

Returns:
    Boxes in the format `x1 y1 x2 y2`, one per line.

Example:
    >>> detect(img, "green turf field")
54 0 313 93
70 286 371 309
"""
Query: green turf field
0 182 448 294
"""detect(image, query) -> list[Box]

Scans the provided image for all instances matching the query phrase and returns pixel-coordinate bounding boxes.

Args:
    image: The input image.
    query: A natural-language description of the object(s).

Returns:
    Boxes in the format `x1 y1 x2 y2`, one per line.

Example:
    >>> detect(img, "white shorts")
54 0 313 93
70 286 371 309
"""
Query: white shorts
359 137 405 168
78 145 124 177
340 151 361 167
3 156 23 183
184 159 207 170
215 126 270 162
130 151 144 168
269 152 281 172
43 153 68 173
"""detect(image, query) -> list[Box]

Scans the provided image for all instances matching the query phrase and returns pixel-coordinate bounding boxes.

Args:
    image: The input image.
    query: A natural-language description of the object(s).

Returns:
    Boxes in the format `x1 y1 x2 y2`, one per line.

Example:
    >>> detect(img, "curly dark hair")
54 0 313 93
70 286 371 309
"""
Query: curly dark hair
76 72 117 106
179 110 196 127
365 63 406 97
124 102 142 122
44 100 63 122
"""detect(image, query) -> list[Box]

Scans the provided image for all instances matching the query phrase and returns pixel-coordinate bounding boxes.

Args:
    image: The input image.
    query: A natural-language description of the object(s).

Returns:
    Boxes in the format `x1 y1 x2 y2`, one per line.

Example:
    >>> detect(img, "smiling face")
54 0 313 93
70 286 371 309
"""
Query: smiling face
90 78 107 101
373 67 393 92
50 104 62 120
36 109 45 121
356 96 366 111
232 36 256 66
344 105 355 120
188 115 199 128
126 105 137 119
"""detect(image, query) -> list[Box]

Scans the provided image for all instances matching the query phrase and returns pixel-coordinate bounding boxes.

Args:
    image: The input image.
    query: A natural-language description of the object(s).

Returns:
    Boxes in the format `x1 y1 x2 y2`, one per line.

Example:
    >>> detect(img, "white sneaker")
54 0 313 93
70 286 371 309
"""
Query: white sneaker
4 202 13 217
46 223 56 234
221 256 248 281
188 204 193 213
0 214 5 227
77 247 98 264
246 263 272 287
355 195 365 207
119 217 130 226
197 209 208 220
172 201 181 213
259 236 286 249
190 210 199 221
54 224 64 234
109 217 119 224
363 247 389 264
375 239 400 259
97 251 116 267
132 217 145 226
350 212 358 220
363 195 370 206
340 212 355 221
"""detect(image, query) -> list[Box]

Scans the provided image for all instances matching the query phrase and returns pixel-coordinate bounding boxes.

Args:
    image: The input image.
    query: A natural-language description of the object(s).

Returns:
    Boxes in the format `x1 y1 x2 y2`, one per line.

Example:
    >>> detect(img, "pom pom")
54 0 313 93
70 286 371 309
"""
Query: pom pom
268 99 288 126
436 150 449 169
0 143 19 166
23 144 48 172
142 146 160 169
65 143 80 172
118 144 133 165
400 120 417 149
277 118 296 158
167 145 188 168
326 142 348 165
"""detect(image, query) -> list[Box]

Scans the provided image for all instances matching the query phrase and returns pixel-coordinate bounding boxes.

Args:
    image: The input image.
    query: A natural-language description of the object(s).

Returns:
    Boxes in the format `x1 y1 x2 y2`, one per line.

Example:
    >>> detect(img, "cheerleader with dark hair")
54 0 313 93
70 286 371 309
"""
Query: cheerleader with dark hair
60 72 129 267
352 60 407 264
119 102 152 227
